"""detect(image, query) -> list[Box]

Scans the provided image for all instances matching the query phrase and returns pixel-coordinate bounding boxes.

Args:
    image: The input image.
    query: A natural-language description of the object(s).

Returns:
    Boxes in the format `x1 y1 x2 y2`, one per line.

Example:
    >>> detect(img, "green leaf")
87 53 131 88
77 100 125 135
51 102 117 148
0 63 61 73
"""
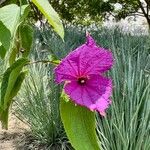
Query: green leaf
0 4 20 36
9 47 18 65
0 4 30 58
9 71 28 99
32 0 64 40
60 94 100 150
0 58 29 109
0 58 28 129
19 24 34 57
0 0 18 6
0 70 27 129
0 45 7 59
0 21 11 58
0 21 11 50
20 5 30 22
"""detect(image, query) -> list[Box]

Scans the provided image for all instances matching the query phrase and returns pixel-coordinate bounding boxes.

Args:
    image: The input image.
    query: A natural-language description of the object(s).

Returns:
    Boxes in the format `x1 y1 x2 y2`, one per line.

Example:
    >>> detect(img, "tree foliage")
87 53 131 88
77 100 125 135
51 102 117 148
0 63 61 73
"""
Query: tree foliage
1 0 150 27
48 0 150 27
49 0 114 24
108 0 150 27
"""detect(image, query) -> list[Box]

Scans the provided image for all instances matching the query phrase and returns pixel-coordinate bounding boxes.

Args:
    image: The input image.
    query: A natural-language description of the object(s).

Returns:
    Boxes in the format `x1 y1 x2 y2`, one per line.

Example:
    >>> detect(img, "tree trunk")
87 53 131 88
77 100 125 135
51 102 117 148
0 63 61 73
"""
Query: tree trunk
147 17 150 30
138 0 150 30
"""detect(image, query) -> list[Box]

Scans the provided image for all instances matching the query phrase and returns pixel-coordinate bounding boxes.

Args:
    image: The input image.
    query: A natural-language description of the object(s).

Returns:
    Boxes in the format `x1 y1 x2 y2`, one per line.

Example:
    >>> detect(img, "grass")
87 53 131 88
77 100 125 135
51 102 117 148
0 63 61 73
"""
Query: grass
13 25 150 149
14 62 73 149
96 32 150 150
13 35 73 149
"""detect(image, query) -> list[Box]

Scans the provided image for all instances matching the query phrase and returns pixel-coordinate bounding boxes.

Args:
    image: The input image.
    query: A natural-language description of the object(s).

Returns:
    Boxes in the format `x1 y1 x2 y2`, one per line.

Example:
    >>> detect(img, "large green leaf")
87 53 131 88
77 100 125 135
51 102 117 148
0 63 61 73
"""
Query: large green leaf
0 4 29 35
0 58 29 109
32 0 64 40
60 94 100 150
0 4 30 59
0 4 20 36
0 58 28 129
0 71 27 129
0 70 27 129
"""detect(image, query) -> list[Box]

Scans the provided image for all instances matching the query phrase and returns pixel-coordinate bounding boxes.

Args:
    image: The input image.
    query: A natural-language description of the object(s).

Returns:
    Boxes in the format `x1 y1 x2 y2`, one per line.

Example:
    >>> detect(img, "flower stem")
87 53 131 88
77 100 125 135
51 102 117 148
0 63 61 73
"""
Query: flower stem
29 60 60 65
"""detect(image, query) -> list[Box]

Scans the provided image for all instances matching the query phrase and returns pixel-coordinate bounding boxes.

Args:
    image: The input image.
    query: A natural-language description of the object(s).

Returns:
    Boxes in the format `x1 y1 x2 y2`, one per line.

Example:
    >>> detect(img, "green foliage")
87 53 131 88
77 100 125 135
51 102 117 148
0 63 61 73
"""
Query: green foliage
0 45 6 59
36 25 85 59
60 97 100 150
47 0 150 27
0 58 29 129
96 30 150 150
26 25 150 149
0 4 30 59
0 21 11 58
9 47 18 65
32 0 64 40
15 63 73 149
19 24 34 57
9 71 28 99
0 71 27 129
48 0 110 24
0 4 20 36
1 0 149 27
111 0 139 19
9 23 34 65
20 4 30 22
0 2 149 150
0 0 64 131
0 0 28 7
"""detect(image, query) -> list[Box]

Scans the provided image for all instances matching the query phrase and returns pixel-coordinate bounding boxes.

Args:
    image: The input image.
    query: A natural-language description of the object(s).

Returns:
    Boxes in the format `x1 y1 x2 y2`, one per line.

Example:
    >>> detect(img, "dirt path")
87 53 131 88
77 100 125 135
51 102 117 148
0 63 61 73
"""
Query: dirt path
0 113 29 150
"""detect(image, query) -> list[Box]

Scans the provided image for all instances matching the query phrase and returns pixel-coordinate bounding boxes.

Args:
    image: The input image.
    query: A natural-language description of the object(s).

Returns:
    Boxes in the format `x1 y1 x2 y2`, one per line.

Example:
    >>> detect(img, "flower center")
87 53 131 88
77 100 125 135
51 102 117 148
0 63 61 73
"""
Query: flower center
77 77 87 85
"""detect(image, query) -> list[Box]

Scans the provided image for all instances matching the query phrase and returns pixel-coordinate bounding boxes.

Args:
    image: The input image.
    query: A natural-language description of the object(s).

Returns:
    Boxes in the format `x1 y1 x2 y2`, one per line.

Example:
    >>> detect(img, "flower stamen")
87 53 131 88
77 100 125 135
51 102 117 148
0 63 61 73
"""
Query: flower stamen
78 77 87 85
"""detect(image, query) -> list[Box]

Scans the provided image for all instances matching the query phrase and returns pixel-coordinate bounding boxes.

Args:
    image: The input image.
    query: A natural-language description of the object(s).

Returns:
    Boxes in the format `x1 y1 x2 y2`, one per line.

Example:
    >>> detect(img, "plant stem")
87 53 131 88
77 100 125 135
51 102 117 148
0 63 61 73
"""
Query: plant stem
29 60 60 65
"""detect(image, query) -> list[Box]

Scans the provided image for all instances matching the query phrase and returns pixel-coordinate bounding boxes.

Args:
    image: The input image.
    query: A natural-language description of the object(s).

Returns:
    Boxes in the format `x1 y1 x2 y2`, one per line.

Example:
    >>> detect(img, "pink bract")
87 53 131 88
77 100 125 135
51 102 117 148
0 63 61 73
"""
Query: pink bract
54 34 113 116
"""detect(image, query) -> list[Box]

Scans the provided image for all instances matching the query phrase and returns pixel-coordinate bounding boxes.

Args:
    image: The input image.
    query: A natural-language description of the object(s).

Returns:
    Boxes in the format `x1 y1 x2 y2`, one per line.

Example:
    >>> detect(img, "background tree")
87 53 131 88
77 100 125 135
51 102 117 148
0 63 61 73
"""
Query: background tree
109 0 150 28
1 0 150 27
48 0 150 27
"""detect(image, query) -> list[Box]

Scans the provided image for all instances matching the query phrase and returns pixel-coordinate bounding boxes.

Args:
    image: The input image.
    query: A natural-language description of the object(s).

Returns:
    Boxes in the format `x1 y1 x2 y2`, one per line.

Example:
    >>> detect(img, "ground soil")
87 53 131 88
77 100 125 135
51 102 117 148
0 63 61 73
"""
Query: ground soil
0 113 30 150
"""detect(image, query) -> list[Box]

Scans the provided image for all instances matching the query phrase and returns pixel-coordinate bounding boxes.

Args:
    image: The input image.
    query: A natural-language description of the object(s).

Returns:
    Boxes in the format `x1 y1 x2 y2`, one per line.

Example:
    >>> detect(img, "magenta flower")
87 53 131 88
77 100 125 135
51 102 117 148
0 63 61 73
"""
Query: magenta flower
54 34 113 116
